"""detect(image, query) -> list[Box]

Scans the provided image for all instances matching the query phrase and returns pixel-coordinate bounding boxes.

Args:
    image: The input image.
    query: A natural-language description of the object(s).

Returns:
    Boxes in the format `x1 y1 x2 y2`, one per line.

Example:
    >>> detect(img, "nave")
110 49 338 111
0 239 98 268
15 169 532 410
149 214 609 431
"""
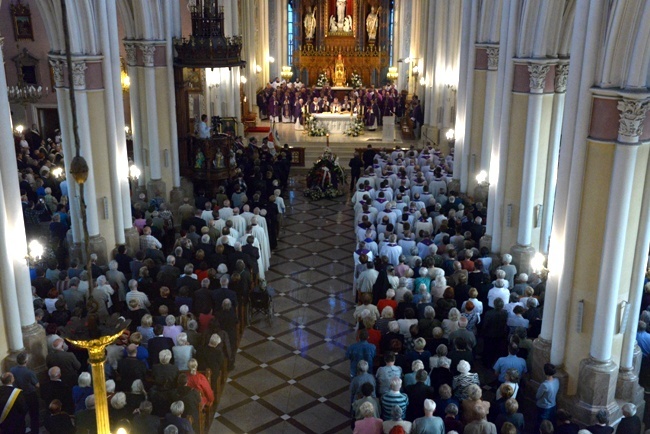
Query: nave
211 176 359 433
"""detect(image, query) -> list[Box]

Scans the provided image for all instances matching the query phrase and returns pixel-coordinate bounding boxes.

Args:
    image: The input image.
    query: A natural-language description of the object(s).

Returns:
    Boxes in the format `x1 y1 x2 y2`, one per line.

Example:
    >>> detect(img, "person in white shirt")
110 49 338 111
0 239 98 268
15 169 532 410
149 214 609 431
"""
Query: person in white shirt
487 279 510 308
196 114 210 139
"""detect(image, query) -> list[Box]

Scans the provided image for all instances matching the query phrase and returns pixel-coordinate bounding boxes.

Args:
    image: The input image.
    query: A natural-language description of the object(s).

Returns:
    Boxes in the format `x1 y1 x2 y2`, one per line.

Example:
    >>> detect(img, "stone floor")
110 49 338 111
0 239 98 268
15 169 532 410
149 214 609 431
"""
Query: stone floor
209 176 358 433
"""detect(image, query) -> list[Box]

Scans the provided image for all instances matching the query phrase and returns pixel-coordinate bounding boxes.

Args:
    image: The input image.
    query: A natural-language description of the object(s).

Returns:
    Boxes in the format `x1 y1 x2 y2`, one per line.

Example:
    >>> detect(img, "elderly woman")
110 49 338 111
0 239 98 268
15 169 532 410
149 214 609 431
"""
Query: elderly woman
94 275 114 313
496 368 521 399
429 344 451 371
461 287 484 316
413 267 431 294
172 332 196 371
404 360 431 387
452 360 480 400
418 305 440 338
72 372 93 413
406 338 432 371
186 358 214 409
125 379 148 413
355 293 381 324
377 306 395 334
430 268 447 302
153 349 180 390
163 315 183 345
412 283 430 305
461 300 481 334
353 401 383 434
442 308 461 338
137 314 155 347
382 404 413 434
461 384 491 424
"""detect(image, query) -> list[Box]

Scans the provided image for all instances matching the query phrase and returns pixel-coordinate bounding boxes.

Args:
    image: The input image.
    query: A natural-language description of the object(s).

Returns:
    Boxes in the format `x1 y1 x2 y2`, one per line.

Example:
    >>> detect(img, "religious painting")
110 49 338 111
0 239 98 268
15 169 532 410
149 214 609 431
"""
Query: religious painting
10 1 34 41
328 0 353 34
183 68 204 94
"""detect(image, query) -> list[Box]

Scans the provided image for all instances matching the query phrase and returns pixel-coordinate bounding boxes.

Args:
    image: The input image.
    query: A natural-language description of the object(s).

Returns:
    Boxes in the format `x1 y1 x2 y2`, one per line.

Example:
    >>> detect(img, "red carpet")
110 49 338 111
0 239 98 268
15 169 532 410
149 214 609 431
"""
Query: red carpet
245 126 271 133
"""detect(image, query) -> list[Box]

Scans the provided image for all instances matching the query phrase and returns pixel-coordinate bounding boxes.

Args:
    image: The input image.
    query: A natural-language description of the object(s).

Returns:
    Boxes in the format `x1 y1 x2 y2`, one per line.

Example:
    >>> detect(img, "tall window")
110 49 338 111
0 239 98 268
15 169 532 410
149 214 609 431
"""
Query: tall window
388 0 395 65
287 2 294 66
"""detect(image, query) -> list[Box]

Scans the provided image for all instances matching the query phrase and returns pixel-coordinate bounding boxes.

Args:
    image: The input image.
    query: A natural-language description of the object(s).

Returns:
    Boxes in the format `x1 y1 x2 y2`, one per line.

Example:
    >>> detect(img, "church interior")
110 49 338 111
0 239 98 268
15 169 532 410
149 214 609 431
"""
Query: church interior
0 0 649 433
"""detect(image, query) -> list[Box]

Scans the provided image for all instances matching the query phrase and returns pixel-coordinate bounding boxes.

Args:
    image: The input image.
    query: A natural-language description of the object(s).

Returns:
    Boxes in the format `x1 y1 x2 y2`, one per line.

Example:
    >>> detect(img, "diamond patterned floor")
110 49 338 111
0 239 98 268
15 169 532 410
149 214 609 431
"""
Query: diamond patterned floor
210 176 356 434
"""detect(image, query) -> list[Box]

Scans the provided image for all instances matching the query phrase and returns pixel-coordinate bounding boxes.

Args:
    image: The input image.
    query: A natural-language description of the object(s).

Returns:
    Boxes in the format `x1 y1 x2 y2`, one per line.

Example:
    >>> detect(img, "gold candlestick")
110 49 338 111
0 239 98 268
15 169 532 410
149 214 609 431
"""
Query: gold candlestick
65 324 130 434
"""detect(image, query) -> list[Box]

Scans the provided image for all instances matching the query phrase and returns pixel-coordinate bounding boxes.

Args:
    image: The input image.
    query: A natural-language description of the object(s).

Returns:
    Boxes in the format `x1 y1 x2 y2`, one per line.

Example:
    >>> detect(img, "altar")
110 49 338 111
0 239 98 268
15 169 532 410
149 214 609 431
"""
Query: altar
312 113 353 134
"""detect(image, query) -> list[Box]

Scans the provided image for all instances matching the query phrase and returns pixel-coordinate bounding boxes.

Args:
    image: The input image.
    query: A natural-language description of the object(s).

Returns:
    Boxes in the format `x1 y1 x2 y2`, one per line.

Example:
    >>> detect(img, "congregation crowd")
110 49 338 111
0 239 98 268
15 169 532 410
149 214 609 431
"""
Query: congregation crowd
2 123 290 434
344 145 645 434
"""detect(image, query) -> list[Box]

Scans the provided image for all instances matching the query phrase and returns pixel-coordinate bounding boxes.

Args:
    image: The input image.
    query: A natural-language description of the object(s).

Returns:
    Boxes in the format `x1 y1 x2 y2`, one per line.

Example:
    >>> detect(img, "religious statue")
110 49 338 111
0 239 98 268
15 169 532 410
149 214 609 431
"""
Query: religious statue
213 148 225 169
304 6 317 40
333 53 346 87
195 148 206 169
330 0 352 32
366 6 381 40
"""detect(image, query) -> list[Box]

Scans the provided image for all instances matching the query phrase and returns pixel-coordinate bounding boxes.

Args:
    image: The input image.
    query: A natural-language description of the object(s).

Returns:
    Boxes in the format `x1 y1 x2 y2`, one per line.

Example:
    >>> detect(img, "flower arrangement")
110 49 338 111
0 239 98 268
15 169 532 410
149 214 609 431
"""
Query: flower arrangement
350 72 363 89
317 70 329 87
305 153 347 200
306 116 328 137
345 117 365 137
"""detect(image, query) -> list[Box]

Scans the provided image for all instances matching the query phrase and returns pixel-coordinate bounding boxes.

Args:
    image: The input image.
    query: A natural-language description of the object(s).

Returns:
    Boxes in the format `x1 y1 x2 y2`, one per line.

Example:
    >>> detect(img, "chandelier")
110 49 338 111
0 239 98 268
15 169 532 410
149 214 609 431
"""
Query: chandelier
387 66 398 82
281 66 293 81
7 78 47 105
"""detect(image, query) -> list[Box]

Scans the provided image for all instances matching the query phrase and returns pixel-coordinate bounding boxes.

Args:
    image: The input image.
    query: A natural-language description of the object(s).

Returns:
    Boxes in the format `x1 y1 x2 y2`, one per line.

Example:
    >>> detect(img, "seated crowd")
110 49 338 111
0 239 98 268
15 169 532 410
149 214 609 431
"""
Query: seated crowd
345 146 644 434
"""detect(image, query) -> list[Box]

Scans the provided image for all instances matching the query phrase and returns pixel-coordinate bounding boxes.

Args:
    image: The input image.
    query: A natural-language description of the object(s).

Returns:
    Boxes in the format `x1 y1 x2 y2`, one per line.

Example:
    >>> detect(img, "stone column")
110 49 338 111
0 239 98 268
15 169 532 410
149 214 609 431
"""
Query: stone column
616 144 650 405
0 42 46 369
480 45 499 174
511 62 552 273
456 0 479 193
123 43 145 193
139 42 167 199
539 63 568 254
575 96 649 419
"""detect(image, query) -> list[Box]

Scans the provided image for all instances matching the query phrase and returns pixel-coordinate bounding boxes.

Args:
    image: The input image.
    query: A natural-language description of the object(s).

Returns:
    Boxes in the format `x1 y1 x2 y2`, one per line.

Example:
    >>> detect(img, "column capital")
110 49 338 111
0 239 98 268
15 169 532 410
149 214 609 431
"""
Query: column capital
49 58 66 88
617 97 650 143
486 46 499 70
528 63 552 94
72 60 88 90
555 63 569 93
124 43 137 66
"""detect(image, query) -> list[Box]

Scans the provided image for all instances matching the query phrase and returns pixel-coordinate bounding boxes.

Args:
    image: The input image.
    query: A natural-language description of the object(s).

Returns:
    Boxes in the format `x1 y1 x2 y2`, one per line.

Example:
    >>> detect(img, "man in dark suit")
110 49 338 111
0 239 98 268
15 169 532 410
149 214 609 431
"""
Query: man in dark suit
131 400 161 434
46 338 81 388
148 325 175 366
176 264 200 293
212 276 238 311
405 369 436 421
41 366 74 414
117 344 148 391
173 374 202 433
0 373 28 434
242 236 260 275
192 278 214 316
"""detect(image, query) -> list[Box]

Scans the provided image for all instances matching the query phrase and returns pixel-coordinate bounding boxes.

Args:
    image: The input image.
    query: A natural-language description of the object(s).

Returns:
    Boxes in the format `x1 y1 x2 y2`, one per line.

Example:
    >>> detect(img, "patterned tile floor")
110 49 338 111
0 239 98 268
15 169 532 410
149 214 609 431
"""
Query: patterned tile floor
210 176 357 434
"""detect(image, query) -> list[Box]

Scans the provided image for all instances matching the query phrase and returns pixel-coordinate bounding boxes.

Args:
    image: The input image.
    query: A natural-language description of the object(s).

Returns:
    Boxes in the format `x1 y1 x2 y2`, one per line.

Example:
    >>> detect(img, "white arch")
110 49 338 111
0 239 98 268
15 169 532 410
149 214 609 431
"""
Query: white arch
116 0 137 40
477 0 503 43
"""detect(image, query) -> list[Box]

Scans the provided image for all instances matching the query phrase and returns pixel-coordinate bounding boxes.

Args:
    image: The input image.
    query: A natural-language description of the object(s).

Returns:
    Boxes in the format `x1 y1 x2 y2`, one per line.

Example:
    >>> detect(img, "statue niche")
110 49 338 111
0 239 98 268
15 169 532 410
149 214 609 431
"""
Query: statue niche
329 0 352 34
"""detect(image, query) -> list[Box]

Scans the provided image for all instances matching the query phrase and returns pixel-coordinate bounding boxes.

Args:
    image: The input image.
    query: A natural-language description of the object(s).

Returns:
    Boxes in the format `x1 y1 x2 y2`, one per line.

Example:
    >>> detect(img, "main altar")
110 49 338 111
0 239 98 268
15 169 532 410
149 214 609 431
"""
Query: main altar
312 113 353 133
294 0 390 87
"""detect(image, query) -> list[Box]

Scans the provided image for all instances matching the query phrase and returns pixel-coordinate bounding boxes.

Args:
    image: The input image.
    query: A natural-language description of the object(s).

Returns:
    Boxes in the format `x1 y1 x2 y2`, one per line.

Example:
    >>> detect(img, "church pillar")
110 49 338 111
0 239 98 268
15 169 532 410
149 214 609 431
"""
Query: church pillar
479 45 499 175
163 0 183 208
456 0 479 193
510 61 553 274
123 43 146 194
395 0 412 93
616 146 650 407
241 0 257 114
105 0 137 250
539 63 569 254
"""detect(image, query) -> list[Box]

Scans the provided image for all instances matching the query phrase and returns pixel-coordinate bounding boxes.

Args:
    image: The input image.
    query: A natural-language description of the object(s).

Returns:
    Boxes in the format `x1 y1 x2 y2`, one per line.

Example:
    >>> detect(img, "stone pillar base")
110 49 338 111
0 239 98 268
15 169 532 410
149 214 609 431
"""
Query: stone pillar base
147 179 167 203
88 235 108 266
531 337 552 384
510 244 536 275
124 227 140 257
169 186 184 205
2 350 23 372
616 368 646 423
479 234 493 251
564 357 621 426
447 179 461 195
132 185 147 203
21 322 47 376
